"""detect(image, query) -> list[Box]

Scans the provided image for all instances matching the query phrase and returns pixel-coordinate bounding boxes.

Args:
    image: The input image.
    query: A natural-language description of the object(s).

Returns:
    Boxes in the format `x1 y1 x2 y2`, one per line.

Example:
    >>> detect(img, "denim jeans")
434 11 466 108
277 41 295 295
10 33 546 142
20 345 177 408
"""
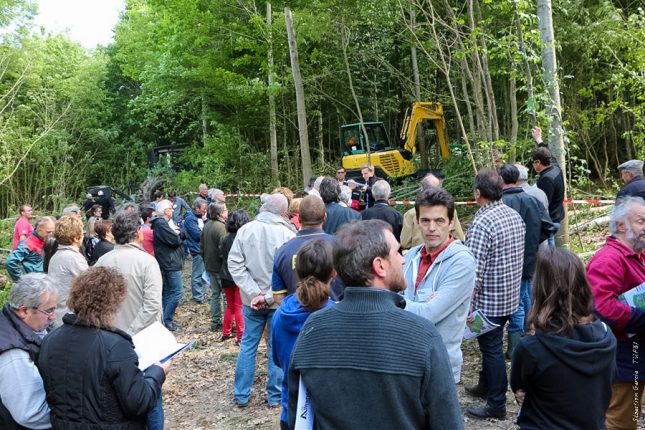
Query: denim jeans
208 271 223 328
161 270 183 326
190 254 206 302
233 305 282 405
147 392 164 430
476 315 510 413
508 279 532 334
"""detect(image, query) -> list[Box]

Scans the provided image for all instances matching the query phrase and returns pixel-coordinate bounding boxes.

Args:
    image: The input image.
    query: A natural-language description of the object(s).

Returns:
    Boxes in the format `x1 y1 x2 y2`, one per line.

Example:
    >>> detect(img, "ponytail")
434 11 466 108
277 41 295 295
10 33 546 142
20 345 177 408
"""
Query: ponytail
296 276 331 312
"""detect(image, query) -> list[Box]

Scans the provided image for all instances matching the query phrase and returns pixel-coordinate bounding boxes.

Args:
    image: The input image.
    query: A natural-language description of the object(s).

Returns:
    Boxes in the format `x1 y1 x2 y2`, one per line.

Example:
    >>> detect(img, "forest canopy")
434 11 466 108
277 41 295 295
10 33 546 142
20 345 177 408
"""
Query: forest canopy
0 0 643 217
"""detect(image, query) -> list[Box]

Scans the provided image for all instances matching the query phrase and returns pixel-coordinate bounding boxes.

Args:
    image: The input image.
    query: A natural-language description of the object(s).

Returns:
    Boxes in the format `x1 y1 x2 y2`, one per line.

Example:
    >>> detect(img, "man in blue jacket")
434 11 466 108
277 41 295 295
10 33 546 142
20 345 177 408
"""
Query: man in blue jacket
184 198 208 304
402 187 475 384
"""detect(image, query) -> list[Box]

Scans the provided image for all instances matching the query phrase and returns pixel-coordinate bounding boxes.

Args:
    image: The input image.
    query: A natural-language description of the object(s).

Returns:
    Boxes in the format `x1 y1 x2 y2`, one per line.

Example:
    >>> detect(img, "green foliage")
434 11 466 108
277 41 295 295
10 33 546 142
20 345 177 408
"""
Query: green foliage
0 0 641 211
0 287 8 307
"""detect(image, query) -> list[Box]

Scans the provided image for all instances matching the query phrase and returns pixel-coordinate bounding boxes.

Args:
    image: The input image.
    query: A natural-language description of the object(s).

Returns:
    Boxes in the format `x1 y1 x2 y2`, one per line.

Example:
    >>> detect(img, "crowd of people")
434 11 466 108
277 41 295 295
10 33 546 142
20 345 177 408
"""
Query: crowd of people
1 126 645 429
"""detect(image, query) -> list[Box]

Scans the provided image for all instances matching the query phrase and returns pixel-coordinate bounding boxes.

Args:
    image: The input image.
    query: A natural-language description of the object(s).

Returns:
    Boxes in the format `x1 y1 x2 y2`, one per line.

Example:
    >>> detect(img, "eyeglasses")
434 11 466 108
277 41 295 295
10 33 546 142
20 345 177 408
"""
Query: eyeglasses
31 307 56 317
337 171 345 174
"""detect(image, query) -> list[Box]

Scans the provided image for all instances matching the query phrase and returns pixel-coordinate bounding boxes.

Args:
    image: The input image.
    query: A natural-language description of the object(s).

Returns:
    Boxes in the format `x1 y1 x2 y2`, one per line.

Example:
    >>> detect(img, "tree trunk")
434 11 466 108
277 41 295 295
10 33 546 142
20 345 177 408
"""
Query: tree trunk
467 0 492 142
426 0 477 174
509 76 518 164
340 22 371 164
537 0 568 245
474 0 499 141
410 6 427 171
318 109 324 166
201 93 208 146
267 3 279 183
284 7 312 186
515 10 536 126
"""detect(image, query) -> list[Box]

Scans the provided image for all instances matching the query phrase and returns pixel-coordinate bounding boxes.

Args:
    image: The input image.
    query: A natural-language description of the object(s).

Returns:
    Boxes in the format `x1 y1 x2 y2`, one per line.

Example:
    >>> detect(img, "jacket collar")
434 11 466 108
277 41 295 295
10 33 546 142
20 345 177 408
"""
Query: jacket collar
256 211 292 229
502 186 524 195
337 287 407 312
605 236 643 259
62 313 133 342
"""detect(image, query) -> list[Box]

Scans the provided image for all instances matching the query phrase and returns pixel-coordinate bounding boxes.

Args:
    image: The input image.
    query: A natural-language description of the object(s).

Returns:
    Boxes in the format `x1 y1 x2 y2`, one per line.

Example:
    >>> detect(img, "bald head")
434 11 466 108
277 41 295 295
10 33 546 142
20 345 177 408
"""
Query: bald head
299 195 326 227
421 173 442 190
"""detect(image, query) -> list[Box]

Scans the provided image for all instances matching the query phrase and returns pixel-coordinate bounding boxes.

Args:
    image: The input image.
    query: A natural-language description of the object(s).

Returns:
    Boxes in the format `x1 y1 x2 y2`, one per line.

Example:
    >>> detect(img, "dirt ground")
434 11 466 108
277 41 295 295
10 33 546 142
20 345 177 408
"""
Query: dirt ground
164 269 520 430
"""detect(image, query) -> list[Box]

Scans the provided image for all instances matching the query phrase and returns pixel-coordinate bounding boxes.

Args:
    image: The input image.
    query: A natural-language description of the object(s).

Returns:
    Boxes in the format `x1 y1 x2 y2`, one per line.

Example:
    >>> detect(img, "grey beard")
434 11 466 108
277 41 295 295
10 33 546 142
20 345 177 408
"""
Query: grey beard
626 226 645 252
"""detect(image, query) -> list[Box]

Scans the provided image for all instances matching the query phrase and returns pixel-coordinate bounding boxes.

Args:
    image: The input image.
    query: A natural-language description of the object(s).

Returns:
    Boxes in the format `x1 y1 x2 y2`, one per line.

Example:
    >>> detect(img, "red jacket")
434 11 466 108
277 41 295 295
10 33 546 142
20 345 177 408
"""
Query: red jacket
587 236 645 380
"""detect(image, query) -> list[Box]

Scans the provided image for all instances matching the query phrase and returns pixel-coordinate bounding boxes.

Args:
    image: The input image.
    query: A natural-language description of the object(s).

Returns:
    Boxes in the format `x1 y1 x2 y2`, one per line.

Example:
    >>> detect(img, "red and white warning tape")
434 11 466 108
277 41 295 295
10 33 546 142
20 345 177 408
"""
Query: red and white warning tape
225 193 615 206
388 199 615 206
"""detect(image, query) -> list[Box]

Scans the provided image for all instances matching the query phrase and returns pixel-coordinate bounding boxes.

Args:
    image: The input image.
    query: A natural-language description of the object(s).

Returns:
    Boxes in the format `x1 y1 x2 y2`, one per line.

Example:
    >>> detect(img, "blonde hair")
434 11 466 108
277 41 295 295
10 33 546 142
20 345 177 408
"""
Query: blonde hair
55 216 84 246
289 198 303 214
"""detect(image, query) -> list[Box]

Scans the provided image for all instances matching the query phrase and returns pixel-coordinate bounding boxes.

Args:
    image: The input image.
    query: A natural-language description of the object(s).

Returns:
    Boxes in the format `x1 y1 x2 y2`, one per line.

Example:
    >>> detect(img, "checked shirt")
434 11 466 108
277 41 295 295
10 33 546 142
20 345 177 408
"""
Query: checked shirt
466 200 525 317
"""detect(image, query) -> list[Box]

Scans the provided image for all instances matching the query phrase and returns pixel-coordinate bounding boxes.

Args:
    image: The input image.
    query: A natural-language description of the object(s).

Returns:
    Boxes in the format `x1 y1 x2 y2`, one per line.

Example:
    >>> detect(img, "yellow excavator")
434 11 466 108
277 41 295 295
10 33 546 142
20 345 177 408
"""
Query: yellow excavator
340 102 449 180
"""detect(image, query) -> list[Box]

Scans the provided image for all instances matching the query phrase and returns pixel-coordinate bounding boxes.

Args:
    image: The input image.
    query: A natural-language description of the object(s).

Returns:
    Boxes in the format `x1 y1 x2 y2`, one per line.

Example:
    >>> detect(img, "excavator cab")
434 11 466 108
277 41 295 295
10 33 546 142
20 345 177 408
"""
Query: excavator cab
339 102 449 181
340 122 390 156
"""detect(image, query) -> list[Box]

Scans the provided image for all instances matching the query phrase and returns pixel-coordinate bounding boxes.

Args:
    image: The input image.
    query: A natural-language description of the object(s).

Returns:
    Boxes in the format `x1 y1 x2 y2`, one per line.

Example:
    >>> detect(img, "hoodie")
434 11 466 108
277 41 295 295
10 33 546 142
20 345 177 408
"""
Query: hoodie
402 241 475 383
271 295 333 424
510 320 617 430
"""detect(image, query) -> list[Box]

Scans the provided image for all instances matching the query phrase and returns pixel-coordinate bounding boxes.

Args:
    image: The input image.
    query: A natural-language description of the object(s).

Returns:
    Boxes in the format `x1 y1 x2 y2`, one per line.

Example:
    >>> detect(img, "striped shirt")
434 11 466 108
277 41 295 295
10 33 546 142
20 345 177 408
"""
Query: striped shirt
466 200 525 317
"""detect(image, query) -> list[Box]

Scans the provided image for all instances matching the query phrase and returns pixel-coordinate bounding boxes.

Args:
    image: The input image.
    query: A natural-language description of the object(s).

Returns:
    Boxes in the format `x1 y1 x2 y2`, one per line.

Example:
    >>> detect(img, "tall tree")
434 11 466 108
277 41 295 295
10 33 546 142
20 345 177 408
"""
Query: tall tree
537 0 568 244
284 7 312 185
267 2 279 183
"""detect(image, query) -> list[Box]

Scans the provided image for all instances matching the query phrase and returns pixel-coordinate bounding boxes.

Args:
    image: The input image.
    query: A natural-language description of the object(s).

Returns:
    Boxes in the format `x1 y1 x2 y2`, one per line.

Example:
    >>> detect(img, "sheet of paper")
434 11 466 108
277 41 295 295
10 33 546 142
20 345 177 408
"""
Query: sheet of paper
132 322 193 370
295 376 314 430
463 309 500 340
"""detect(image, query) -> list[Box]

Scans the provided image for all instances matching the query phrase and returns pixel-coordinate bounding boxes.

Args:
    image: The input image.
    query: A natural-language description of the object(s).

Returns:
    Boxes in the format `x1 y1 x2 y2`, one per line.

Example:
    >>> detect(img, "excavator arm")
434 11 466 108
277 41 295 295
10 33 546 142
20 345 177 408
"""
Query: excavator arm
399 102 450 159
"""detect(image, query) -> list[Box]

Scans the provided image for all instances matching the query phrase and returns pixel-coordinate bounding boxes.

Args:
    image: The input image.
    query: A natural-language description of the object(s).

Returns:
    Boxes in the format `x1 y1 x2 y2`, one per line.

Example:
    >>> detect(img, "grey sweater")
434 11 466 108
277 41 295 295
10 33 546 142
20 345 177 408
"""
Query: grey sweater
288 287 463 430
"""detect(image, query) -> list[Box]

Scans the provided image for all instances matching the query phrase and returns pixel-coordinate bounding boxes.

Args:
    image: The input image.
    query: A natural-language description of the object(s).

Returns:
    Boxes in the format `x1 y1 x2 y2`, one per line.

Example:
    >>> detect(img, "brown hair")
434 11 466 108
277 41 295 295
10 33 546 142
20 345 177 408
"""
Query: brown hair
68 266 127 329
54 215 84 245
529 247 594 335
295 239 333 312
94 220 113 240
299 195 326 227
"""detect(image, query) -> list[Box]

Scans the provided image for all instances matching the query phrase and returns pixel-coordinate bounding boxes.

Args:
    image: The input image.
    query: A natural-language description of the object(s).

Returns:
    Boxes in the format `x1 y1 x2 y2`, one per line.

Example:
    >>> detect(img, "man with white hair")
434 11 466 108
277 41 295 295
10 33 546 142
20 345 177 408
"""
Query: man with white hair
587 196 645 430
617 159 645 200
228 193 295 408
198 183 211 204
0 273 59 429
360 180 403 241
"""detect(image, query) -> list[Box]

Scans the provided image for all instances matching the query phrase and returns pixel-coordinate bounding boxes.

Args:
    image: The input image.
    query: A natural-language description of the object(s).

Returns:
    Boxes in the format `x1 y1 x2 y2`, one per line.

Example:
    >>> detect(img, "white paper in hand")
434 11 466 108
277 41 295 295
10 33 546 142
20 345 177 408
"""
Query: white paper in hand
295 376 314 430
132 322 193 370
463 309 500 340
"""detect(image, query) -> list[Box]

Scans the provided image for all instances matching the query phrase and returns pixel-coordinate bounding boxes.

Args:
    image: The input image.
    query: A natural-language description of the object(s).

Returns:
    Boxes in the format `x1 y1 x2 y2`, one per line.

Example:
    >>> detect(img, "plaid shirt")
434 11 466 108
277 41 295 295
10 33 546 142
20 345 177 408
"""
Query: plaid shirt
466 200 525 317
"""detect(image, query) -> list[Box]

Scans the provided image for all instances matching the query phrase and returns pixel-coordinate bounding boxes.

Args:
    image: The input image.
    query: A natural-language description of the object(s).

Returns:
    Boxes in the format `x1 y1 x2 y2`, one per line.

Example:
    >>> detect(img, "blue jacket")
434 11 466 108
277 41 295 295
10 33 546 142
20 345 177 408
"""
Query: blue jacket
403 241 475 383
271 295 333 424
271 228 345 301
322 202 360 235
183 211 202 256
